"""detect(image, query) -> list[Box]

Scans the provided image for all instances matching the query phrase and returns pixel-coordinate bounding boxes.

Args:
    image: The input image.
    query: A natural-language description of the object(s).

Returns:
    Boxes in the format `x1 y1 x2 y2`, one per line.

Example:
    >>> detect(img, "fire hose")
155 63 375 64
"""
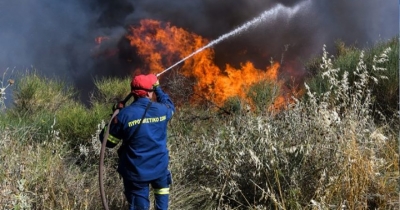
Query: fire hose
99 93 132 210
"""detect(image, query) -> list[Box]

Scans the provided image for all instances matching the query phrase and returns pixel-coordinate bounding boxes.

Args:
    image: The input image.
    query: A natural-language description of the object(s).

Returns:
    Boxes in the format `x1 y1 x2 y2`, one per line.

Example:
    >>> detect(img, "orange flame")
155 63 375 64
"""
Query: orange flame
126 19 288 109
95 36 110 45
92 36 119 58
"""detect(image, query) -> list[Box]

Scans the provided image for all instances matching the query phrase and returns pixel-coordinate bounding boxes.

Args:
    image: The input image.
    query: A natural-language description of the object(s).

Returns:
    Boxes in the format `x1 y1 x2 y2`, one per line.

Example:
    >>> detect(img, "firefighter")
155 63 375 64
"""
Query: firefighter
100 74 175 210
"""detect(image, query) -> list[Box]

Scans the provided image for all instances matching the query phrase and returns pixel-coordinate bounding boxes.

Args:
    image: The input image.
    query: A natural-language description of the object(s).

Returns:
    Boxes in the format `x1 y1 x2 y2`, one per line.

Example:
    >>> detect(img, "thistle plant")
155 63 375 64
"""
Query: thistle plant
0 69 14 111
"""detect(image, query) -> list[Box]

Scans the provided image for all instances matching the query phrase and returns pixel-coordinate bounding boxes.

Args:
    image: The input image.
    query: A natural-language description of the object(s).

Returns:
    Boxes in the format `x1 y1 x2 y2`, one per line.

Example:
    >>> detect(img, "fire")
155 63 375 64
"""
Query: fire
95 36 110 45
93 36 119 58
126 19 289 109
126 20 204 74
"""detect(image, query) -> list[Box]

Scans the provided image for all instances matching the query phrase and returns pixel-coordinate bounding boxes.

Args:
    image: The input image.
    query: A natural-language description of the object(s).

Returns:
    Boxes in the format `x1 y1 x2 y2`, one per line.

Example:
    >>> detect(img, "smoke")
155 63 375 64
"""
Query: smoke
0 0 398 102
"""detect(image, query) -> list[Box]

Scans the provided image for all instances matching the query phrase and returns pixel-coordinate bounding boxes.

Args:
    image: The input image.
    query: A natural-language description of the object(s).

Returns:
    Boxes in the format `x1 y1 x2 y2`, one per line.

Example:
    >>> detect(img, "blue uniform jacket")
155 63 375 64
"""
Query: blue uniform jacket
101 87 175 182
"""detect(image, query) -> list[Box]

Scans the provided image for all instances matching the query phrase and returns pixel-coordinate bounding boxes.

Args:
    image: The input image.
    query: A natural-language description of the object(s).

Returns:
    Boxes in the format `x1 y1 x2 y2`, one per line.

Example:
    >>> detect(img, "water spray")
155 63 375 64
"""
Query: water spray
156 0 310 77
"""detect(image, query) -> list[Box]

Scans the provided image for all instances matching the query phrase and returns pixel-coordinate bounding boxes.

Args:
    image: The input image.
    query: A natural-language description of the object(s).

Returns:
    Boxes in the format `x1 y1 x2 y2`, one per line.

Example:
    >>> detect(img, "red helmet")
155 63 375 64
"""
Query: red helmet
130 74 157 97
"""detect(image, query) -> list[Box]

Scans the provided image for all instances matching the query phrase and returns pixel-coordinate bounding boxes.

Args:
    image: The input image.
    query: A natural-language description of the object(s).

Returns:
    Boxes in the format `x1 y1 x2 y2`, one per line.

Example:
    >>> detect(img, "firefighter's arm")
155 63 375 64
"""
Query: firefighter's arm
99 116 123 148
154 86 175 116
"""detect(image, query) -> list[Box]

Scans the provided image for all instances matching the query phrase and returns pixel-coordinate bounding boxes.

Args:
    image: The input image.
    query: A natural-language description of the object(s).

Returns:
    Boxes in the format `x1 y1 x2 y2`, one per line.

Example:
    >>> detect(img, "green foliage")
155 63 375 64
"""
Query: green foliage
221 96 245 114
55 101 101 145
13 71 75 115
90 101 113 121
0 109 55 144
246 80 280 113
92 76 132 104
7 72 109 147
6 72 67 142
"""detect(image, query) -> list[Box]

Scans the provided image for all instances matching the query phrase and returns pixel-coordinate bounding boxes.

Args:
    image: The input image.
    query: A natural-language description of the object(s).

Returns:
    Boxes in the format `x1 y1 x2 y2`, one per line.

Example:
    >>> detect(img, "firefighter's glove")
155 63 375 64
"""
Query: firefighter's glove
153 79 160 90
112 101 125 112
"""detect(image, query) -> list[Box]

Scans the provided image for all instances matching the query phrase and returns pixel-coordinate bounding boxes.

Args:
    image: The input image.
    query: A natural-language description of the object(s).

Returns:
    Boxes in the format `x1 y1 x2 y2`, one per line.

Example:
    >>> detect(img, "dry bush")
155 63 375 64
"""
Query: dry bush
162 69 195 106
0 125 91 209
0 119 127 209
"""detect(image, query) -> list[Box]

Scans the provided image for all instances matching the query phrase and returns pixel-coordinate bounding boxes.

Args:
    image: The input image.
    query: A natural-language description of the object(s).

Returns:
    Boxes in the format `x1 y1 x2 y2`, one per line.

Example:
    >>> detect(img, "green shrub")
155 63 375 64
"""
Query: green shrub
13 71 75 115
55 101 101 146
92 76 132 105
0 109 56 144
246 80 280 113
221 96 245 114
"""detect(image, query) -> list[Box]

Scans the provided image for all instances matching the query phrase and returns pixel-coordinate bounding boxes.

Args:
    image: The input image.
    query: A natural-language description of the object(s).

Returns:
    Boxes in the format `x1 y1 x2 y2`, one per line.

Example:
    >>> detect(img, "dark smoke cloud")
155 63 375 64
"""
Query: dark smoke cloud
0 0 398 102
0 1 93 78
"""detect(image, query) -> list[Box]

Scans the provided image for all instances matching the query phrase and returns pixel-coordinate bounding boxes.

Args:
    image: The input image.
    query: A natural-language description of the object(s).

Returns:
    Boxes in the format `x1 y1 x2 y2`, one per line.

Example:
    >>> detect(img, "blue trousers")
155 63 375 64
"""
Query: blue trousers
123 172 171 210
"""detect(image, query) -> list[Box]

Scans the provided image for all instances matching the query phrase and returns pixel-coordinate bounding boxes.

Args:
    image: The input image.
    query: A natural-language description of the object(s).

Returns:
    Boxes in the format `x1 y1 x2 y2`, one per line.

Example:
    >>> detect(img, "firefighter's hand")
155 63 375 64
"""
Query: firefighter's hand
112 101 124 112
153 77 160 89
